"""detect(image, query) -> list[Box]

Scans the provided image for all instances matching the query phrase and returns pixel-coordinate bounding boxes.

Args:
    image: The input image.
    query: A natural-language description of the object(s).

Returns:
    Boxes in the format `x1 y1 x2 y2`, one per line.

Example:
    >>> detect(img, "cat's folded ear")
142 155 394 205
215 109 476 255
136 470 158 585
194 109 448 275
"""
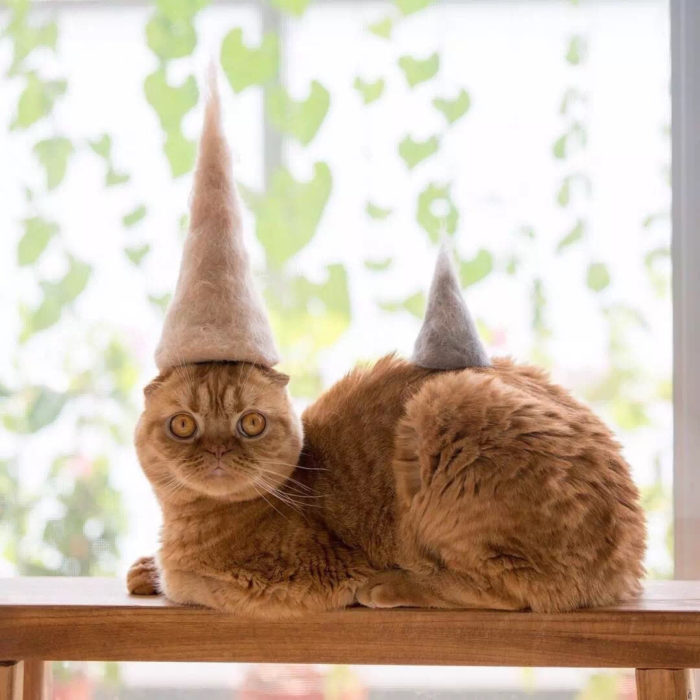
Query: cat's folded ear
259 367 290 387
143 370 174 398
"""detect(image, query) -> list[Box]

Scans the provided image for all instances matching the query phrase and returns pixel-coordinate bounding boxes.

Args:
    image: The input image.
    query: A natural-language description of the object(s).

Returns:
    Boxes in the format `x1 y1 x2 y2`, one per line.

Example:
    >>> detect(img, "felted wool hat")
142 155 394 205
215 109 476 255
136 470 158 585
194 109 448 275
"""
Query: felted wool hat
155 75 280 372
412 246 490 370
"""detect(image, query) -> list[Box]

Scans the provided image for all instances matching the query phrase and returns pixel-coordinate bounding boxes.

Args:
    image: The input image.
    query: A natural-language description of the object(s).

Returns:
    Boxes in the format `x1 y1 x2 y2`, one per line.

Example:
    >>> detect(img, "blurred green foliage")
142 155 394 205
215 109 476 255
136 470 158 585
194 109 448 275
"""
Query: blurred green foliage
1 0 672 694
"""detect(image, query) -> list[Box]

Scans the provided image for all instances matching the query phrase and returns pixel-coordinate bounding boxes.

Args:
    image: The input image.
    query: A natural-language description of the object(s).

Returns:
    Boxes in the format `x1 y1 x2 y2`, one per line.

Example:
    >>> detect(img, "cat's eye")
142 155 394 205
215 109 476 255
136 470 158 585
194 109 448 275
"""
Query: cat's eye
168 412 197 439
238 411 266 438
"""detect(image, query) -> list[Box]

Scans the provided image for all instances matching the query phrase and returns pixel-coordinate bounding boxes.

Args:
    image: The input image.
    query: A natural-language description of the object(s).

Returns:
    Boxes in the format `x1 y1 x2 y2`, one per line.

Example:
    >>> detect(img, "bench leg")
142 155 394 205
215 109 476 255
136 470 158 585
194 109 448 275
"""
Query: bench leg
22 661 47 700
635 668 695 700
0 661 23 700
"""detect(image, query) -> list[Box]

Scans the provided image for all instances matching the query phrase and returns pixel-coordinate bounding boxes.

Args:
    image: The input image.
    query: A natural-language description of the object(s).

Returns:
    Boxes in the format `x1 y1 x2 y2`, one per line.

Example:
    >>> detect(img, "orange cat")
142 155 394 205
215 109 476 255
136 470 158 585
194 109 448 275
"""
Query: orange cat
127 78 645 617
128 354 646 616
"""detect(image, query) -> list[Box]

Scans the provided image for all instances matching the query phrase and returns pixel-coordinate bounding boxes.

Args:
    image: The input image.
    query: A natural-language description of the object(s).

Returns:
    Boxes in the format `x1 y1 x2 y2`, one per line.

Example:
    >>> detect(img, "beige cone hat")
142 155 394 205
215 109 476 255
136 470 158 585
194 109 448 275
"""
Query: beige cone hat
411 245 490 370
155 74 280 371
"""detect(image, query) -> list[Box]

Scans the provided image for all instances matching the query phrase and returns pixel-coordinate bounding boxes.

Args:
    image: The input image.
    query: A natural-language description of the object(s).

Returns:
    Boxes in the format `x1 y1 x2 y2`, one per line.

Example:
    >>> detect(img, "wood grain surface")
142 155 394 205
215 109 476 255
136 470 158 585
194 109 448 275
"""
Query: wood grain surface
0 578 698 667
635 668 695 699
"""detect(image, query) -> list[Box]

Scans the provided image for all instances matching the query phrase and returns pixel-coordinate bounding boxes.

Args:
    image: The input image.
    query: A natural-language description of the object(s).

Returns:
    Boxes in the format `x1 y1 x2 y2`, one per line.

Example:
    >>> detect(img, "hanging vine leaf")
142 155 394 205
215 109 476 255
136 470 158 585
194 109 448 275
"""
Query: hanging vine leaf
364 258 392 271
587 262 610 292
17 217 59 266
145 14 196 60
366 202 393 220
105 167 130 187
380 291 425 319
144 70 198 176
144 70 198 132
21 257 92 341
163 128 196 177
88 134 111 160
148 293 172 314
565 35 588 65
267 81 330 145
398 134 439 169
122 205 147 228
395 0 434 14
33 138 73 190
11 73 66 130
416 183 458 242
552 134 567 159
220 29 278 93
4 387 67 434
125 245 151 266
398 53 439 88
269 0 312 16
460 249 493 287
367 16 393 39
7 18 58 76
353 77 385 104
556 219 585 253
241 163 332 268
432 89 470 124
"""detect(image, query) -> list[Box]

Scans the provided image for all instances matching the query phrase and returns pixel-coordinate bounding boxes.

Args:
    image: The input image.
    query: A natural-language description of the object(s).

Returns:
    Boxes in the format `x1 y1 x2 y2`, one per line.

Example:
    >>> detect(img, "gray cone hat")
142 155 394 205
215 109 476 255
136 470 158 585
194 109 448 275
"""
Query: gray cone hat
411 246 490 370
155 73 280 372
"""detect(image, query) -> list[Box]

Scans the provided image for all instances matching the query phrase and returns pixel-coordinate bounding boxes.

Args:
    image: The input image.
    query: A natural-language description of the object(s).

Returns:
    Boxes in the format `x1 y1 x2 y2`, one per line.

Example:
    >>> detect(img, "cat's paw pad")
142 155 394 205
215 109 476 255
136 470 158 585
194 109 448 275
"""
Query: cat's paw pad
127 555 160 596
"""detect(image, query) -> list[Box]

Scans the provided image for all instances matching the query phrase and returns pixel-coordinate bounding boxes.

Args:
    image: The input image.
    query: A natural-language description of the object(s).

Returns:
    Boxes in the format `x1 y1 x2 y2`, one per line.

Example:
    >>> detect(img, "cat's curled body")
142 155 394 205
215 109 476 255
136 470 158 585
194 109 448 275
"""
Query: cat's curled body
130 355 646 617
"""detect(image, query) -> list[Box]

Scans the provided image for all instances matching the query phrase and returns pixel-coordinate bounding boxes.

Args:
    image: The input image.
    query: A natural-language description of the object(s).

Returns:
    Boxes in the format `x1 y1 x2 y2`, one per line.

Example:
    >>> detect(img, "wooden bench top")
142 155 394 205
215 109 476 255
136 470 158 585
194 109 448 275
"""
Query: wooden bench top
0 578 699 668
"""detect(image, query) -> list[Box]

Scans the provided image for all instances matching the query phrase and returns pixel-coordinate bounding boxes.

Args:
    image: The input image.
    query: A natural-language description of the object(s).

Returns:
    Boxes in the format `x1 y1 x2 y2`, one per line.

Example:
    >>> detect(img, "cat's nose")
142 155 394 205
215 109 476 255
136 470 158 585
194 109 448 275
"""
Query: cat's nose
206 445 233 459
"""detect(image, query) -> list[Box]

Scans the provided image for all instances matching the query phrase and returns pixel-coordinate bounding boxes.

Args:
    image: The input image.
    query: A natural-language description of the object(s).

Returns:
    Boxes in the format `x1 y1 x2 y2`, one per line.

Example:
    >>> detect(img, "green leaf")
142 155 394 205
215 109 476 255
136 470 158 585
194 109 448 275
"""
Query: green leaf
125 244 150 266
220 29 278 93
395 0 434 14
366 202 393 220
353 77 385 104
122 205 147 228
364 258 392 271
587 262 610 292
556 219 585 253
552 134 567 159
17 217 58 266
416 183 458 243
266 265 351 356
380 291 425 319
89 134 111 159
565 35 588 65
460 249 493 286
432 89 470 124
243 162 332 268
398 134 439 169
398 53 439 88
21 257 91 340
367 16 393 39
33 137 73 189
269 0 311 15
26 388 67 433
148 293 172 313
144 70 198 132
163 128 196 177
155 0 208 21
267 81 330 145
11 73 67 129
556 178 570 207
145 13 196 60
105 167 130 187
7 20 58 74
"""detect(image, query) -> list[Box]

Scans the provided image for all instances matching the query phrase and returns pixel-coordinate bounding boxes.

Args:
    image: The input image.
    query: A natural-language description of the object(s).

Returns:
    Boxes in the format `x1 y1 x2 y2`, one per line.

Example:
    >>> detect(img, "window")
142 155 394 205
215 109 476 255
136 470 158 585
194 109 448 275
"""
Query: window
0 0 674 696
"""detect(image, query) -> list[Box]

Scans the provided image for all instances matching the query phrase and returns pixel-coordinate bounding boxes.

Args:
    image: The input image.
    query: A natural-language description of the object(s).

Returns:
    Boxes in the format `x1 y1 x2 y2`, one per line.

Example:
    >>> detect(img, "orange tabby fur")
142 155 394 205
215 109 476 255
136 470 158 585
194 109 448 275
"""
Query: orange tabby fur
129 356 646 616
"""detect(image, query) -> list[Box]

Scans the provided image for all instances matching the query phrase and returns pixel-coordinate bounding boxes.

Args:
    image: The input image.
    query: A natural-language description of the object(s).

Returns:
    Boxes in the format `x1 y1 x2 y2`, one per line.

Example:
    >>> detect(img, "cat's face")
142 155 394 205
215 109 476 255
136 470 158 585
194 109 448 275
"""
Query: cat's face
135 362 303 504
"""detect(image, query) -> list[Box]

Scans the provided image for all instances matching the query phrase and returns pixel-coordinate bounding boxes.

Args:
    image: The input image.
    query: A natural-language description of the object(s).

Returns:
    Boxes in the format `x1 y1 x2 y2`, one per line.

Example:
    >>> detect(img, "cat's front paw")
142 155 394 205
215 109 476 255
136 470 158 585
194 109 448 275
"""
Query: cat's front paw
356 570 417 609
127 555 160 596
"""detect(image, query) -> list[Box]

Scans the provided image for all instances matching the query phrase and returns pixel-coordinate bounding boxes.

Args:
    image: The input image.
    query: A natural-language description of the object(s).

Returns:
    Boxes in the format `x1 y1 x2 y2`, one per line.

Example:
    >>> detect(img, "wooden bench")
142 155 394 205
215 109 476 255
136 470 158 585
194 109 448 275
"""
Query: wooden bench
0 578 697 699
